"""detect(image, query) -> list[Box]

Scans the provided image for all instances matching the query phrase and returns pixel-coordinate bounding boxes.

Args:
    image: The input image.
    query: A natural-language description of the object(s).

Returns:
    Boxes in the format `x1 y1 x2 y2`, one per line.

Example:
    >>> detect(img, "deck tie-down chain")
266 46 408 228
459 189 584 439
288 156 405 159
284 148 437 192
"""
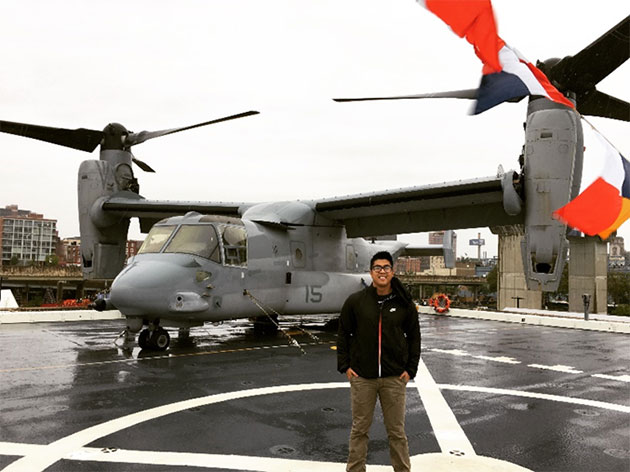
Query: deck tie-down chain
243 290 320 355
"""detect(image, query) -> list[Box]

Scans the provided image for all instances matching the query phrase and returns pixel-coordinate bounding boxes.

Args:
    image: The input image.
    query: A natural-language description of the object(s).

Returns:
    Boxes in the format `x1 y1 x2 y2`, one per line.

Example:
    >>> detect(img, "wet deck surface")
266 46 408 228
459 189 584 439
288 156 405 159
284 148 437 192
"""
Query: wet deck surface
1 314 629 471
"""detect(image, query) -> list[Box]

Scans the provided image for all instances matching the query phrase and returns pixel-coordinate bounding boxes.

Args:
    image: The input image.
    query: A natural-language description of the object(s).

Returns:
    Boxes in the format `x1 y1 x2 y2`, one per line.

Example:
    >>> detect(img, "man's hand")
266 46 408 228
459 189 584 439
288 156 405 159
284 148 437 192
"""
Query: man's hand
399 371 410 383
346 368 359 381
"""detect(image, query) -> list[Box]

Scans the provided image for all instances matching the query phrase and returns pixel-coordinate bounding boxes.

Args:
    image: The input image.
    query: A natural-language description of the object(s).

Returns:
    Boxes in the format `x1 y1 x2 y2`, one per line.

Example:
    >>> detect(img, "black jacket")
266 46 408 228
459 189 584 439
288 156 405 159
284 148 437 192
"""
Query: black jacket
337 277 421 379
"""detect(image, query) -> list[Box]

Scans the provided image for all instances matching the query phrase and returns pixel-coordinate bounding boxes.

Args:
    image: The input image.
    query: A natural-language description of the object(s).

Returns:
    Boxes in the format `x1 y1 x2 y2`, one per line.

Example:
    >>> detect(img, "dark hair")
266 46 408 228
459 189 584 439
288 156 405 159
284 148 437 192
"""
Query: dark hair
370 250 393 267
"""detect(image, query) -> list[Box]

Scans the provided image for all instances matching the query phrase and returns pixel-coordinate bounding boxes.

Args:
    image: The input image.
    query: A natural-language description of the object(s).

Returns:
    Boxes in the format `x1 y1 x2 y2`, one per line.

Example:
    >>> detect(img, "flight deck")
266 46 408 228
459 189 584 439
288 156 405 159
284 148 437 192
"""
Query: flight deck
0 313 629 471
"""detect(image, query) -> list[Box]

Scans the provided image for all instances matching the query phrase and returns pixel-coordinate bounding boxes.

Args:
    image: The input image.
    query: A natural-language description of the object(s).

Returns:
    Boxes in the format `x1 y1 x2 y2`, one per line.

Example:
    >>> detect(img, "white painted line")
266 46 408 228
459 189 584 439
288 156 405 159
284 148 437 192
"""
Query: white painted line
0 442 46 456
428 348 469 356
418 306 630 334
472 355 521 364
439 385 630 413
591 374 630 383
65 447 357 472
430 348 521 364
65 447 535 472
1 382 348 472
504 307 630 323
4 380 627 471
527 364 584 374
1 445 533 472
414 359 476 457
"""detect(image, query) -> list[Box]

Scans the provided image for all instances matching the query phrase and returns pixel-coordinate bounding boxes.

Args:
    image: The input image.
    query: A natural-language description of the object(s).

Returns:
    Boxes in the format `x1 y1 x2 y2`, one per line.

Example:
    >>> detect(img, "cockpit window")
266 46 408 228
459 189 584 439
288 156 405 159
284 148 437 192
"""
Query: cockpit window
219 224 247 267
164 225 221 262
138 226 176 254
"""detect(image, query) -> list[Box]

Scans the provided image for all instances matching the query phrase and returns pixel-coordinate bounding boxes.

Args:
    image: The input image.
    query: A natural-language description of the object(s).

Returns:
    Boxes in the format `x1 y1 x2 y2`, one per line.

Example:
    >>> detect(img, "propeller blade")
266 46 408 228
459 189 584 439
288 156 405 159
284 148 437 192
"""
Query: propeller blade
577 90 630 122
132 156 156 173
126 110 261 147
550 16 629 92
333 89 479 102
0 120 103 152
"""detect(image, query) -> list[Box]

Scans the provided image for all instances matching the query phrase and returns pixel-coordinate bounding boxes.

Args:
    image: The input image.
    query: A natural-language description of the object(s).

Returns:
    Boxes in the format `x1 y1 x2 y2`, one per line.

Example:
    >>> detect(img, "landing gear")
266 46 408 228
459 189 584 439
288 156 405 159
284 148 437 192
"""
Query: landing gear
138 321 171 351
152 328 170 350
113 327 137 355
138 329 151 349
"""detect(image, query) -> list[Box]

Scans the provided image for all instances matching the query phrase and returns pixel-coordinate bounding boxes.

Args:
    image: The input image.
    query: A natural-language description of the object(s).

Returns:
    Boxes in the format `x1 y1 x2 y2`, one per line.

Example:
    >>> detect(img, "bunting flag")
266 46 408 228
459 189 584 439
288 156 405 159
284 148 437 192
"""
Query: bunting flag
474 44 575 114
553 123 630 240
418 0 502 72
417 0 575 113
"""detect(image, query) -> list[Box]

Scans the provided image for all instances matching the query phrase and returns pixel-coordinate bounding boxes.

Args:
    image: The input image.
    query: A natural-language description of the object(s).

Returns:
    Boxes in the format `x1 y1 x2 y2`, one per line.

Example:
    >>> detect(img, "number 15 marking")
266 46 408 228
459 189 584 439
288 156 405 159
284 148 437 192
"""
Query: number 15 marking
305 285 323 303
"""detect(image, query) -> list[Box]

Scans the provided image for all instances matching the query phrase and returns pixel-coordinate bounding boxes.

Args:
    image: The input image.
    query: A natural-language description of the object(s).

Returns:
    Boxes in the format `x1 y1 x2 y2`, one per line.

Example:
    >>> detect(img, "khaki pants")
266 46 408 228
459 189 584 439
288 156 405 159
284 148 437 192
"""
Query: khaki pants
347 376 410 472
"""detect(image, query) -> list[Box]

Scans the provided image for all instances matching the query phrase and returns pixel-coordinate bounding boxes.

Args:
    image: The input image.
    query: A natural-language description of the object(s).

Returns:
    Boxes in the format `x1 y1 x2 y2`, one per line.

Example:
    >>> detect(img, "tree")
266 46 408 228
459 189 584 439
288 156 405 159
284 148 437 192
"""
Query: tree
608 272 630 306
45 255 59 266
554 263 569 298
482 265 497 294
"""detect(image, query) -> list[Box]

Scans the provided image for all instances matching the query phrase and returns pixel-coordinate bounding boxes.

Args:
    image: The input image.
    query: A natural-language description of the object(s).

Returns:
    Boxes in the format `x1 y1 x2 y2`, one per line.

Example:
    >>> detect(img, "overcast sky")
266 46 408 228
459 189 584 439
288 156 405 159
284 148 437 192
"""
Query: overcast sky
1 0 628 258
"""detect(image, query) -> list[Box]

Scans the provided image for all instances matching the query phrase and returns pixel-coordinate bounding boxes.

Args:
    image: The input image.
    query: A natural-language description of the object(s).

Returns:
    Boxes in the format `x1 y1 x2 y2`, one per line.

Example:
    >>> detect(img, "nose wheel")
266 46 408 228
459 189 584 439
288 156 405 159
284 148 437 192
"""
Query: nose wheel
138 325 170 351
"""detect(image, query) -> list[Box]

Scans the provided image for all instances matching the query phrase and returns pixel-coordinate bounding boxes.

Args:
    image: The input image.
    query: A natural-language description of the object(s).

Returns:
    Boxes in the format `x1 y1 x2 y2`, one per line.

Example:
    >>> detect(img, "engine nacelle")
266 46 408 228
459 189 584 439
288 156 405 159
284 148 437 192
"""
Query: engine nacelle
78 151 138 279
521 100 583 291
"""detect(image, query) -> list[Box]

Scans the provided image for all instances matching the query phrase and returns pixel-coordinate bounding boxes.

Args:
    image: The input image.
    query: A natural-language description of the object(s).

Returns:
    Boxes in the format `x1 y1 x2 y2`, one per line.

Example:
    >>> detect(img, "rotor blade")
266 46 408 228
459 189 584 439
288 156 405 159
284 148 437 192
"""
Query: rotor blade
132 156 156 173
0 120 103 152
333 89 479 102
550 16 629 91
577 90 630 122
126 110 261 147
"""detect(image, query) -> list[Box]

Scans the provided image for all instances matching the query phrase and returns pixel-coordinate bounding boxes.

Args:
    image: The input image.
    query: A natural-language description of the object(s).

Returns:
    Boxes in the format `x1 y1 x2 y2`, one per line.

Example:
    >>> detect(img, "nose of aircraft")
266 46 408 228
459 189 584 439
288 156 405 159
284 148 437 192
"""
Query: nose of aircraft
109 258 209 317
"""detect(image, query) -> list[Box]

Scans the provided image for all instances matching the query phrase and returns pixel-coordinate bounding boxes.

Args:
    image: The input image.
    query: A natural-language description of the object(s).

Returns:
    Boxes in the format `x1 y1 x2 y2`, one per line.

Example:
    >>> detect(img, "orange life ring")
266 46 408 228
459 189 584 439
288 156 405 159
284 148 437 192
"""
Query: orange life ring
433 294 450 313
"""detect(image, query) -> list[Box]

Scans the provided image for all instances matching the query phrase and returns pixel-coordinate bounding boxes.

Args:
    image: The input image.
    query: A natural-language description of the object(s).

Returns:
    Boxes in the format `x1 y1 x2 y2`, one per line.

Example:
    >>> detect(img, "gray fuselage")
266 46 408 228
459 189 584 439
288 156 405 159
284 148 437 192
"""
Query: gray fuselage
109 209 404 329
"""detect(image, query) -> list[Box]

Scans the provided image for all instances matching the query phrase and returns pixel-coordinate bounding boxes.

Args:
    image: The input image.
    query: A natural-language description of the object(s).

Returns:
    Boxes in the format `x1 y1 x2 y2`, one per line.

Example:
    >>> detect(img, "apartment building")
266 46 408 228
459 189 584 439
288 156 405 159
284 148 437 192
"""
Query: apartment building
0 205 58 266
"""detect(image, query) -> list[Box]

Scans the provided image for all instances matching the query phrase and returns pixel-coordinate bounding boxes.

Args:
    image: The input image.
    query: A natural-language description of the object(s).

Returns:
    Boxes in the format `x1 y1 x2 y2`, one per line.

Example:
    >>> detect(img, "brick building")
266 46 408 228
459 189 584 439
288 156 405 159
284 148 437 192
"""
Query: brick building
395 256 430 274
394 231 459 275
62 237 82 266
60 237 143 266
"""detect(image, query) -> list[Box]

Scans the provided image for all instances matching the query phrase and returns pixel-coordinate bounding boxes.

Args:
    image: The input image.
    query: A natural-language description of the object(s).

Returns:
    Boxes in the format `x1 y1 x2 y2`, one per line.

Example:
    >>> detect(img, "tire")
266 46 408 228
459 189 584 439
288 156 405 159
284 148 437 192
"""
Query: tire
138 329 150 349
151 328 170 351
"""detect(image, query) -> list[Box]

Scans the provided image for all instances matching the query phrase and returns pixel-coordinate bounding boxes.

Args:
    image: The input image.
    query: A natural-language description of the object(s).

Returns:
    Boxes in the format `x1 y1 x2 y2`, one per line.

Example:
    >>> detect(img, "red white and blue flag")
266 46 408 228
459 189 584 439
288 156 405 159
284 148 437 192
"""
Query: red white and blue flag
474 43 575 114
418 0 627 238
553 123 630 240
417 0 575 114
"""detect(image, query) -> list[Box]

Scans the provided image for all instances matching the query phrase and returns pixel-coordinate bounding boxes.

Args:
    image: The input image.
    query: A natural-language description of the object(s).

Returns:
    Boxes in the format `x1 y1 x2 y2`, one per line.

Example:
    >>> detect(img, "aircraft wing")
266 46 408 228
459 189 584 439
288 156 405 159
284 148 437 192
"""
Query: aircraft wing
101 194 250 232
314 176 523 238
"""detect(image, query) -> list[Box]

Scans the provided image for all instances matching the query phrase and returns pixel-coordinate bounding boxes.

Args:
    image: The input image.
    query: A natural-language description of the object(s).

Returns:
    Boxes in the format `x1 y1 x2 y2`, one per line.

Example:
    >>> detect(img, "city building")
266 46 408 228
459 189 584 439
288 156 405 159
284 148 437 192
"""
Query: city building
608 236 626 269
60 237 144 266
395 256 430 274
425 231 458 276
62 237 82 266
126 239 143 260
0 205 58 266
394 231 459 275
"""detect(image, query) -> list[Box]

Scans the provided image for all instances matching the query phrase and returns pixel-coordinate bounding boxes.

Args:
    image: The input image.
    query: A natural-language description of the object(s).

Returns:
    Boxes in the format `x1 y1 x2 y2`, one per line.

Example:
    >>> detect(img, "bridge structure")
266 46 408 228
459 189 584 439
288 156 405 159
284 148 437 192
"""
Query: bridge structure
0 266 109 306
397 274 488 302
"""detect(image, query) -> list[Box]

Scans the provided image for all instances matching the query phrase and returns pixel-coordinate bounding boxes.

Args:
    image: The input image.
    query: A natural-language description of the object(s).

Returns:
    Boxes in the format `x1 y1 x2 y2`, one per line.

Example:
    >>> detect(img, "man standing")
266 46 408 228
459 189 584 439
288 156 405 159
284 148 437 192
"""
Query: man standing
337 250 420 472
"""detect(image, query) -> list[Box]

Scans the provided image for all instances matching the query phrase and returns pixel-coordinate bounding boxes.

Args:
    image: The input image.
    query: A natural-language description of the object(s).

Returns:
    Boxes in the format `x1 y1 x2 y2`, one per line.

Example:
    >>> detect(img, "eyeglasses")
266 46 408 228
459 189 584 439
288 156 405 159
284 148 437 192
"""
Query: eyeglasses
371 265 392 273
